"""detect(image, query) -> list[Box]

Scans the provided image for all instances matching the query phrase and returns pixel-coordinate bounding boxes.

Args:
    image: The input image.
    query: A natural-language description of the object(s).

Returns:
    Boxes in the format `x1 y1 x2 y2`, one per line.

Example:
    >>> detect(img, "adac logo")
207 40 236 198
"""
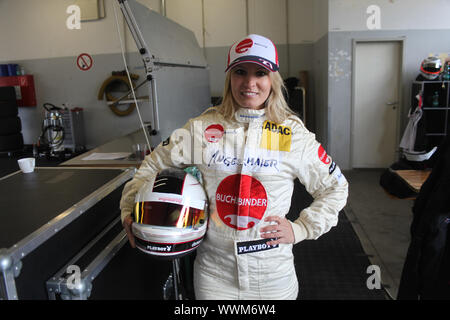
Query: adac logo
215 174 267 230
318 145 331 165
260 120 291 152
204 124 224 143
236 38 253 54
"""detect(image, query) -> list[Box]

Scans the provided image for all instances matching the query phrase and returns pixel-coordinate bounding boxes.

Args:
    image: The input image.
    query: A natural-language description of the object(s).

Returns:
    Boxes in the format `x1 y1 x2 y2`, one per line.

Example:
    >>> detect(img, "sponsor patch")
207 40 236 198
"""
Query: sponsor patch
204 124 224 143
215 174 267 230
236 38 253 53
329 161 336 174
318 145 331 165
236 238 278 255
260 121 291 152
134 236 203 254
332 165 346 186
207 150 279 172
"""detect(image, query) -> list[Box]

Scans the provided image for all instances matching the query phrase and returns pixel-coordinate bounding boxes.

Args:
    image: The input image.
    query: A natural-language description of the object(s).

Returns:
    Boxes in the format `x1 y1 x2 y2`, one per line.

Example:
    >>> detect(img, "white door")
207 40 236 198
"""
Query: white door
352 41 401 168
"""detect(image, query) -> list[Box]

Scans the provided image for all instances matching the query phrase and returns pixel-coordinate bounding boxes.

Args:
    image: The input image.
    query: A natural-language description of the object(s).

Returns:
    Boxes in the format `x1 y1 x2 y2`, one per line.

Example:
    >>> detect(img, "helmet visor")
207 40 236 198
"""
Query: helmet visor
422 66 441 74
134 201 206 229
422 60 441 74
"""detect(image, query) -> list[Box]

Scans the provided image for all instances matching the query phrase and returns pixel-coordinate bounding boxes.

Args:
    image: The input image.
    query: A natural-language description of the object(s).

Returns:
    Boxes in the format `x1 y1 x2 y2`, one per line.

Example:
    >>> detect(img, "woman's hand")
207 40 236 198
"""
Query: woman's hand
260 216 295 246
123 214 136 248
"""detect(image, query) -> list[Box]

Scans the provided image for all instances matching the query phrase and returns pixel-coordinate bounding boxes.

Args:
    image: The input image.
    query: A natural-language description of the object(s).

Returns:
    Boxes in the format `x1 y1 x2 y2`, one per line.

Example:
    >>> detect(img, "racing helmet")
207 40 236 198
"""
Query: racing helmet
132 168 208 259
420 56 442 80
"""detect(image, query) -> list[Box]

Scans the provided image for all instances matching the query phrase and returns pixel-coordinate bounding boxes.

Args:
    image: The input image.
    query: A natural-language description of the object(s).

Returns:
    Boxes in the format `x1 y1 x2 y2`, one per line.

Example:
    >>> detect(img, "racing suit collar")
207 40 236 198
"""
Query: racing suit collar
234 107 267 123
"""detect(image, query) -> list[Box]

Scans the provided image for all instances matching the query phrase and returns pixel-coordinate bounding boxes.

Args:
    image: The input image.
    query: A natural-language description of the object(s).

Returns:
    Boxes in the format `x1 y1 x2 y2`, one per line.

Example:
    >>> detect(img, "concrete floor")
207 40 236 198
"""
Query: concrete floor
343 169 415 300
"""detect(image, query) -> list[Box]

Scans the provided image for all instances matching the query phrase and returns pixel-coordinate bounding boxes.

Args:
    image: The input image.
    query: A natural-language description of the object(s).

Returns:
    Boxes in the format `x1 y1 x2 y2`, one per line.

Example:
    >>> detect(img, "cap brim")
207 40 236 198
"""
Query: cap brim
225 56 279 73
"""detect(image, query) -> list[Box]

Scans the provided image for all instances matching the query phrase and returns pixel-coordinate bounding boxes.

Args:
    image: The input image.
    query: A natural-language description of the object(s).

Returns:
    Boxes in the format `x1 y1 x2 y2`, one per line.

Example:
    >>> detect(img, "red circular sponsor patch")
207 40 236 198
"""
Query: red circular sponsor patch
235 38 253 54
215 174 267 230
204 124 224 143
318 145 331 165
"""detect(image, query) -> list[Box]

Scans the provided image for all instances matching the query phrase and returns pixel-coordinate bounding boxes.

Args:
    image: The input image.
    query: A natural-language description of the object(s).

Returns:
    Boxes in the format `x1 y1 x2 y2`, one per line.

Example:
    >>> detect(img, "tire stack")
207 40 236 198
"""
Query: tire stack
0 87 24 152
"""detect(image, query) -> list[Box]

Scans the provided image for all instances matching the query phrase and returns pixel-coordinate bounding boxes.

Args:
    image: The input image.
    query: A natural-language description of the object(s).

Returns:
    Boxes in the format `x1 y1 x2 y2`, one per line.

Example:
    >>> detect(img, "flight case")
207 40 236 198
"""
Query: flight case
0 167 135 299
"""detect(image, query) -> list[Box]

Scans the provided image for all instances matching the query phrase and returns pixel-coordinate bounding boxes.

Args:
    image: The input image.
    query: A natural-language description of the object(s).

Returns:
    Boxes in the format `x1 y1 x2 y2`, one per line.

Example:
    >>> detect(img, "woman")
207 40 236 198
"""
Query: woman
120 34 348 300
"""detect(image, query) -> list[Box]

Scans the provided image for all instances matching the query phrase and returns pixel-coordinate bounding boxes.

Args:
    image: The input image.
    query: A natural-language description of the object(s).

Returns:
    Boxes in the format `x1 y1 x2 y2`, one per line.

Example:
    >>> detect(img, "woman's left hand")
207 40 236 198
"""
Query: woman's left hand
260 216 295 246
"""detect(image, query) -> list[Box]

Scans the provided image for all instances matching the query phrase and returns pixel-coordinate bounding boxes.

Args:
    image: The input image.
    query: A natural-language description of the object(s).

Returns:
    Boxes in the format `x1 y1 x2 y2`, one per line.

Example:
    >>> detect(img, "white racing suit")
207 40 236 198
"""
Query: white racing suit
120 107 348 300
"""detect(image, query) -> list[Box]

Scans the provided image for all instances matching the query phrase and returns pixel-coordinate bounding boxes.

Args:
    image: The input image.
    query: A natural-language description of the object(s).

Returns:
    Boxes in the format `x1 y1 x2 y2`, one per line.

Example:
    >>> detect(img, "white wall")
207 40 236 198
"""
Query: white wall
0 0 123 61
203 0 248 47
248 0 287 44
313 0 329 41
0 0 318 60
330 0 450 32
165 0 317 47
166 0 204 47
0 0 165 62
136 0 160 12
162 0 319 96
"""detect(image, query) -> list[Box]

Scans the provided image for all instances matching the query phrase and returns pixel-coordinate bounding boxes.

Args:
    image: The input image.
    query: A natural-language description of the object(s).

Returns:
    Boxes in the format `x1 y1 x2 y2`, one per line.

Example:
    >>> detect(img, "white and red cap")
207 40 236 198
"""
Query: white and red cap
225 34 279 73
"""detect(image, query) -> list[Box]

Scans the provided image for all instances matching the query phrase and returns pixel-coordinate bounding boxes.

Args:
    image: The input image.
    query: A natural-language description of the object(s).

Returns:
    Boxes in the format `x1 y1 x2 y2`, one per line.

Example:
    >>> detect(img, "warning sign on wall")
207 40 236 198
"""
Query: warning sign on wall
76 53 93 71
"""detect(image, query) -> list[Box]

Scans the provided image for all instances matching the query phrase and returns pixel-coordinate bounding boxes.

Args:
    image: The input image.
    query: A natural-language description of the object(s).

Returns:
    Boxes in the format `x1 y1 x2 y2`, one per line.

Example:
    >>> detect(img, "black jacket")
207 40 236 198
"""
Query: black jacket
397 138 450 300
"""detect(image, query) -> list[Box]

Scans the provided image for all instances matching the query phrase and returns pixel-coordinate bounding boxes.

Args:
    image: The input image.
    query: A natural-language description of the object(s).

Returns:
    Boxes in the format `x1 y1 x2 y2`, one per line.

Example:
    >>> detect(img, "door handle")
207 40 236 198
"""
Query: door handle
386 101 399 105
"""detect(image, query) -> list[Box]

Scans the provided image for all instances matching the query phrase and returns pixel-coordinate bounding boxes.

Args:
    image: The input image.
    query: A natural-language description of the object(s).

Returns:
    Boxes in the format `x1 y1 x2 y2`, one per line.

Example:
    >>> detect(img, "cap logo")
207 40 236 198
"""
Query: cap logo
259 59 273 69
235 38 253 54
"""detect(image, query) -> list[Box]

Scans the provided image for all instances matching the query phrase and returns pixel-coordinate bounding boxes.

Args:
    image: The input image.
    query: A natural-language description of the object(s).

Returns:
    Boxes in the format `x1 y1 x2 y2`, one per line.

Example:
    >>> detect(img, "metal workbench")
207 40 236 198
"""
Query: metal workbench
60 129 147 168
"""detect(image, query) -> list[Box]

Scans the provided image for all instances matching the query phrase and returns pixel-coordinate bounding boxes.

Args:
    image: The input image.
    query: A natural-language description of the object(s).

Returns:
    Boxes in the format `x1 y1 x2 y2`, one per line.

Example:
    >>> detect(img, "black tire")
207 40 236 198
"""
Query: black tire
0 87 18 117
0 101 18 117
0 133 24 152
0 86 17 102
0 116 21 135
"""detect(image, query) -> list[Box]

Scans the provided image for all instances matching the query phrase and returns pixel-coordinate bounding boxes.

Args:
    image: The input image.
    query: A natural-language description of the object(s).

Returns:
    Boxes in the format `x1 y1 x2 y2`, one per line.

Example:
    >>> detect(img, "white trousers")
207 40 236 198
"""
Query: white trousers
193 258 299 300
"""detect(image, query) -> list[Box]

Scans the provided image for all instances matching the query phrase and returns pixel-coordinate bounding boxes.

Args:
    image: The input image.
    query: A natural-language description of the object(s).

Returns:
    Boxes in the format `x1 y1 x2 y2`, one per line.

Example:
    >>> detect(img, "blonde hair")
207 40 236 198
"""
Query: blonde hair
217 69 296 124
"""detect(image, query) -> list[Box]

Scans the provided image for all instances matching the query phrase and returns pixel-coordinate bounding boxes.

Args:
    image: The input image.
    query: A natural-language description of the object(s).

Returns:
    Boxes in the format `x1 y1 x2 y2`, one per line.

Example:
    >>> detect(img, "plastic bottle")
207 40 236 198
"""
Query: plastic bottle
33 144 38 158
443 62 450 81
432 91 439 107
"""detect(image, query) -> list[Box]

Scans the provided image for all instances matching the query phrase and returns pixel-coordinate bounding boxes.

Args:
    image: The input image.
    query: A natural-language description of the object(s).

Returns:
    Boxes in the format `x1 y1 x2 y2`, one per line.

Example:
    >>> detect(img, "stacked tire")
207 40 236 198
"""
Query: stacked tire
0 87 24 152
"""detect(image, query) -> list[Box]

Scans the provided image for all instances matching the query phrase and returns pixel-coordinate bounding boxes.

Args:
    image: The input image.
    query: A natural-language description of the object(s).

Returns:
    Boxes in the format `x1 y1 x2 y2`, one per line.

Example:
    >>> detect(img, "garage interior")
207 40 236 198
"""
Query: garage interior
0 0 449 301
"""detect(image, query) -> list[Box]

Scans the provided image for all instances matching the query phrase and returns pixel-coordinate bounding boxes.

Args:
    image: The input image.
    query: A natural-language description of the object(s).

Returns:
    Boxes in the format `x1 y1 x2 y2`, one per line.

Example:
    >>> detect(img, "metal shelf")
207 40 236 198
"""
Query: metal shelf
411 80 450 147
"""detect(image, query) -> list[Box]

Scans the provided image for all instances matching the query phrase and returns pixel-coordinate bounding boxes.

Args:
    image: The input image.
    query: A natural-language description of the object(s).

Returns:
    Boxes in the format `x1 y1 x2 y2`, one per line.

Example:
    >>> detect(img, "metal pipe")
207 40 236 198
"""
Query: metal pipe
286 0 290 75
161 0 166 16
246 0 249 34
202 0 206 57
151 77 160 132
172 259 179 300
